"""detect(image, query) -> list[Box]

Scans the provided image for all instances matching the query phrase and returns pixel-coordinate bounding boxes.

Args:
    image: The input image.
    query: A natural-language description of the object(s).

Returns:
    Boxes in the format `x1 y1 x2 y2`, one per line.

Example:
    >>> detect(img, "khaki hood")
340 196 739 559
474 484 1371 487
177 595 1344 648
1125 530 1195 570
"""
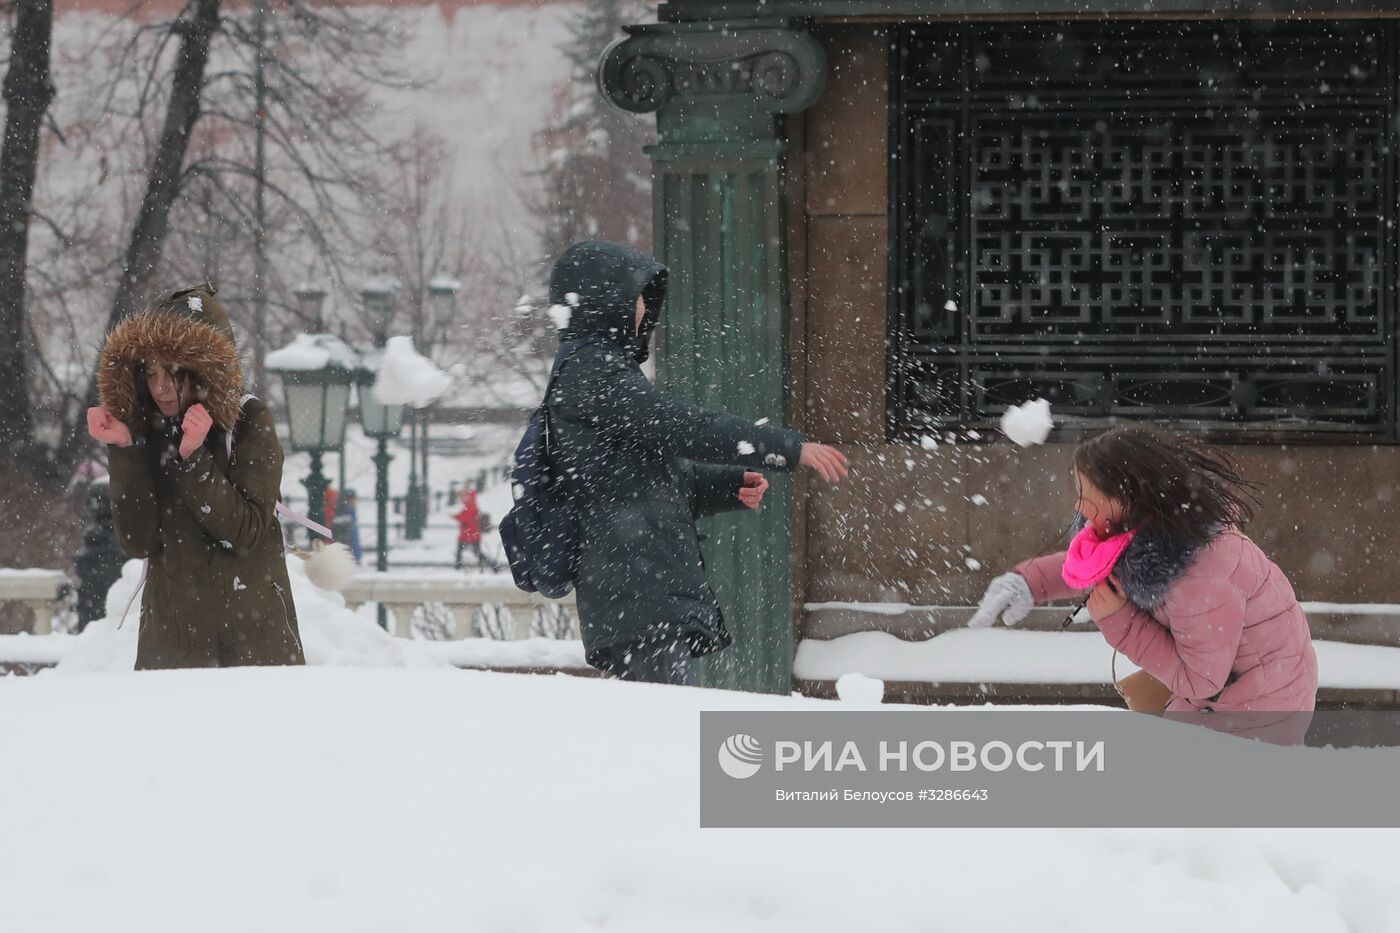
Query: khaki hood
97 285 244 433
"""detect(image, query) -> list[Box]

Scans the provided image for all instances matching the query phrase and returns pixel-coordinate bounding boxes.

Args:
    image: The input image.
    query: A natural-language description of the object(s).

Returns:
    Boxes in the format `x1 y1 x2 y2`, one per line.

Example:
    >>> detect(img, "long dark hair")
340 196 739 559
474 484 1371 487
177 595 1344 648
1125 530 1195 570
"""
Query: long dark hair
1071 425 1261 548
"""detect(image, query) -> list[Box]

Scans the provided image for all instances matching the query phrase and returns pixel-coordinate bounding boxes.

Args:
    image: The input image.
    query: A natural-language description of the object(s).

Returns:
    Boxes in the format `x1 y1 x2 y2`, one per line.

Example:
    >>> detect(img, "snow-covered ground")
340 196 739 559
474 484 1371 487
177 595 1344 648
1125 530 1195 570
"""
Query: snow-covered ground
1 666 1398 932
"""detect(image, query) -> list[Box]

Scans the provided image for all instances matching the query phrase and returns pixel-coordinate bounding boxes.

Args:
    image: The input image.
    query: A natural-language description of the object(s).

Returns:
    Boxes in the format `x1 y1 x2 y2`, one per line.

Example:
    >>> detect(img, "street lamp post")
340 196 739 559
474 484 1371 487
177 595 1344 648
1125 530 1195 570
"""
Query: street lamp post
293 282 343 495
266 332 356 544
359 277 404 629
356 351 405 630
422 274 462 531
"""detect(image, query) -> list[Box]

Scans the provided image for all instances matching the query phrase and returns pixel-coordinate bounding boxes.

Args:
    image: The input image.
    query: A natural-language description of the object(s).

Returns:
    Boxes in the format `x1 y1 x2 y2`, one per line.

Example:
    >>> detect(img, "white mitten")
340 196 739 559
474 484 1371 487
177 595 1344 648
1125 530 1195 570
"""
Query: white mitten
966 572 1034 628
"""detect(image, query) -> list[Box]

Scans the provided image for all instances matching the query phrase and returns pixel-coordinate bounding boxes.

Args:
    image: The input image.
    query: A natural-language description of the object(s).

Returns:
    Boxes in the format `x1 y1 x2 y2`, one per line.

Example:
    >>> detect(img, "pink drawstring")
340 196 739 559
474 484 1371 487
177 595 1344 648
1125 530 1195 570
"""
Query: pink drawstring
276 502 332 541
116 560 148 630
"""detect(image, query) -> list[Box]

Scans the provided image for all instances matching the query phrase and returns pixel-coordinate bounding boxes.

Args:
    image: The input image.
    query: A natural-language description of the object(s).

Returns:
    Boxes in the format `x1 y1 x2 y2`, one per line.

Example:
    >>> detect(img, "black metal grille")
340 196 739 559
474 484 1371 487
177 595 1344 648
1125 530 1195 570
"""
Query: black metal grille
890 21 1397 440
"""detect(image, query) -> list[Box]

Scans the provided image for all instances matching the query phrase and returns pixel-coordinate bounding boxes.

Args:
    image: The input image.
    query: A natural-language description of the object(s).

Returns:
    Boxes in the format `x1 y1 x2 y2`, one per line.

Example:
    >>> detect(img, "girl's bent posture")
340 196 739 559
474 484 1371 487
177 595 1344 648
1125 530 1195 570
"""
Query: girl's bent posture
971 426 1317 718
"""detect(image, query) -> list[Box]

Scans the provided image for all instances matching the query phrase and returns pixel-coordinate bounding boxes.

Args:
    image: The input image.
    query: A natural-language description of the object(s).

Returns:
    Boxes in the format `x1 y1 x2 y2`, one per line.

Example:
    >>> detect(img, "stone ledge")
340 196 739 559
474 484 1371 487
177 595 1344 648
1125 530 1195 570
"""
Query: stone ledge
795 678 1400 710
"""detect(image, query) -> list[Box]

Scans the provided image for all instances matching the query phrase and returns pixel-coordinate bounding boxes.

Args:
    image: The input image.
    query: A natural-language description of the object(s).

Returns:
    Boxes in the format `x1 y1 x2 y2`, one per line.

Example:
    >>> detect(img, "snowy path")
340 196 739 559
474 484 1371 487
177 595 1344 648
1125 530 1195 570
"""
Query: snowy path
1 668 1396 932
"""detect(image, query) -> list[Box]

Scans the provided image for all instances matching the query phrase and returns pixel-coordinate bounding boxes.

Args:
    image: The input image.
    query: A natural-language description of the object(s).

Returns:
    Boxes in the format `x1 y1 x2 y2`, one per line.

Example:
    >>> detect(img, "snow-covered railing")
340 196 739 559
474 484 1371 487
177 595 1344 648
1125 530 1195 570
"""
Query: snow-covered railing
803 601 1400 647
340 574 577 641
0 570 71 635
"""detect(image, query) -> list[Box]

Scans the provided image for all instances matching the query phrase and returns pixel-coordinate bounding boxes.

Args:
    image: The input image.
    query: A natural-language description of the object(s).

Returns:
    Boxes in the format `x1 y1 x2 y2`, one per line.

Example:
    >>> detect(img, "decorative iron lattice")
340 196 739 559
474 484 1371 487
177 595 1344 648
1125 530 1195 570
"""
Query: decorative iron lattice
890 21 1397 440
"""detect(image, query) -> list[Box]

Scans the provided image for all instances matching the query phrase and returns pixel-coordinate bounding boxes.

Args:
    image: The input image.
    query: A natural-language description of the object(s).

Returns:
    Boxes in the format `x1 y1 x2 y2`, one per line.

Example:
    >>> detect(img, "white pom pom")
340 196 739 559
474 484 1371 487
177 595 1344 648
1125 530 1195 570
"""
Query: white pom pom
303 543 357 592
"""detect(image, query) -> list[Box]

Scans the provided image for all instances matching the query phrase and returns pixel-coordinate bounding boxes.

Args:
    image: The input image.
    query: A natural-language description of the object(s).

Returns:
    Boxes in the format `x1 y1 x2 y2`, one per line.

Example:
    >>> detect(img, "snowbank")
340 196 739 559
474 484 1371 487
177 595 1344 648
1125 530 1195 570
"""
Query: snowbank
1 667 1397 932
0 559 586 673
52 558 412 672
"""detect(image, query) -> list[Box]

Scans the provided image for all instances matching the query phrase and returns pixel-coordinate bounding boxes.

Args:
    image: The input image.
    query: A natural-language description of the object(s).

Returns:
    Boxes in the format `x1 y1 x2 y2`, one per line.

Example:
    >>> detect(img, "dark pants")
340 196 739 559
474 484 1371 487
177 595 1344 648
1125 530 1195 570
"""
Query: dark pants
606 638 696 686
455 539 500 571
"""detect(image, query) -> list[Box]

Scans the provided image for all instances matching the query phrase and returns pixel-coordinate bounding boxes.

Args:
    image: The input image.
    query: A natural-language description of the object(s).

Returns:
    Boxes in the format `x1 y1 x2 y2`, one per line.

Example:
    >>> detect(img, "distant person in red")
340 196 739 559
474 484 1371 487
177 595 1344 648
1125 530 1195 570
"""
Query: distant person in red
324 486 339 527
455 488 501 571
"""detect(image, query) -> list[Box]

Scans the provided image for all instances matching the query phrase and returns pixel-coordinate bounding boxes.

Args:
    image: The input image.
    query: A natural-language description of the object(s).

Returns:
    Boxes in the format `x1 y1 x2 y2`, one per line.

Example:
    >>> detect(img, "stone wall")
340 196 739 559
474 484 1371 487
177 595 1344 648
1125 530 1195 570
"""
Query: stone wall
790 25 1400 645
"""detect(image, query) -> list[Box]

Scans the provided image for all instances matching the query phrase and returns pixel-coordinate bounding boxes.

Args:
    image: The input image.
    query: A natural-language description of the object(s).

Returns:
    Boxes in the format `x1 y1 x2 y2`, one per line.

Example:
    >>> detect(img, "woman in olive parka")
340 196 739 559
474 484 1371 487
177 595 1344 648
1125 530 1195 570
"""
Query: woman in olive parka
547 241 847 684
87 285 304 670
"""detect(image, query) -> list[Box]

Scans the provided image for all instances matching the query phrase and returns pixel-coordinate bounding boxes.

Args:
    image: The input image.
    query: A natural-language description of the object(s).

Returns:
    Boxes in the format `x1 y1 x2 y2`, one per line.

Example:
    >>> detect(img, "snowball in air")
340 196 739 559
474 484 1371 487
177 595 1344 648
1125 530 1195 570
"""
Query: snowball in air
1000 398 1053 447
737 441 756 456
547 304 572 330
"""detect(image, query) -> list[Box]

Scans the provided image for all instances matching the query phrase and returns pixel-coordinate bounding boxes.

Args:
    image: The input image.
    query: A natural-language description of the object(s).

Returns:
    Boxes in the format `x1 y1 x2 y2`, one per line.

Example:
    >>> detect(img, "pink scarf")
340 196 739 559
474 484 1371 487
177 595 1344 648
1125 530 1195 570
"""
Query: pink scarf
1062 523 1137 589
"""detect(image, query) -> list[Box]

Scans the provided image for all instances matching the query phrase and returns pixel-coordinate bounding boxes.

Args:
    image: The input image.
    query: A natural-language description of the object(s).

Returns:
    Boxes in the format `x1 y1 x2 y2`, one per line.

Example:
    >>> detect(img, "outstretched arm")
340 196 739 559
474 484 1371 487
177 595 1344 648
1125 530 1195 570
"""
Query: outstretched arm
1014 551 1088 605
553 346 805 471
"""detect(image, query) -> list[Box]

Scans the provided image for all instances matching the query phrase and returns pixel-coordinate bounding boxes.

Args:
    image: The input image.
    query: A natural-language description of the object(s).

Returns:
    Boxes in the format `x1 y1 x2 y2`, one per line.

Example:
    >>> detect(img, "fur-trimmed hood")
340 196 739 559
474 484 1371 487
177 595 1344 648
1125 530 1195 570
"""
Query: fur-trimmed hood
97 285 244 433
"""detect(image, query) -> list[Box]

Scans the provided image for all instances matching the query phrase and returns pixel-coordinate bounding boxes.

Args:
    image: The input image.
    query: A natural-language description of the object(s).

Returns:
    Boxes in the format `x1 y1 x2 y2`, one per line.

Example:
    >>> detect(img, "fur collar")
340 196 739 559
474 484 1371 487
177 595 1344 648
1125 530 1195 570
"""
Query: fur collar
1071 517 1217 610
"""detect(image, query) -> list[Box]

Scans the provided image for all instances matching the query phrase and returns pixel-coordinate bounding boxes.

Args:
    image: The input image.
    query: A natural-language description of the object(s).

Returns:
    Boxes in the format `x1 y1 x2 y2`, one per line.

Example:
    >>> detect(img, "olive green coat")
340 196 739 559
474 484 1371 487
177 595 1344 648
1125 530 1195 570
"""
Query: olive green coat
99 286 304 669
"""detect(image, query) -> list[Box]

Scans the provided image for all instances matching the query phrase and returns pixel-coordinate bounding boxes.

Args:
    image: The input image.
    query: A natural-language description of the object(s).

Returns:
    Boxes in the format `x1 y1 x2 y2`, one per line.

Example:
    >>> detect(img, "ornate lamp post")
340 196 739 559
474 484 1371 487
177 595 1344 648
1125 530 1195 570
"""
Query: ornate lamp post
293 282 343 492
419 274 462 530
356 350 405 630
358 277 403 626
293 281 328 330
266 333 356 542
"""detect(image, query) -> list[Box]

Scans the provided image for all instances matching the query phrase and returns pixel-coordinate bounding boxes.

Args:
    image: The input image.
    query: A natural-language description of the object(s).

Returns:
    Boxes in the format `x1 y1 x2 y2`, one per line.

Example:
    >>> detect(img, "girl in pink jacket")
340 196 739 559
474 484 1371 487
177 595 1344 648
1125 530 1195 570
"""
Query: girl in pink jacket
970 426 1318 715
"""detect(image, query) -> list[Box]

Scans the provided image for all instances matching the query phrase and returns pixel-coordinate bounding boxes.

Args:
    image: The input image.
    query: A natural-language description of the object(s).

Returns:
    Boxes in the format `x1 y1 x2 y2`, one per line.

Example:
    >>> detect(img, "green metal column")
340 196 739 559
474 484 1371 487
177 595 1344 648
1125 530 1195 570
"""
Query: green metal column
600 20 826 693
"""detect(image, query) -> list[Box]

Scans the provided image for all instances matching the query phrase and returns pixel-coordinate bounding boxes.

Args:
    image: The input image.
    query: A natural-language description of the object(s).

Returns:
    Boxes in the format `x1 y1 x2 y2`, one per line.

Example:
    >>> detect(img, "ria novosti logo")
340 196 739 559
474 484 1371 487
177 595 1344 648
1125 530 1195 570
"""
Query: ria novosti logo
717 733 764 779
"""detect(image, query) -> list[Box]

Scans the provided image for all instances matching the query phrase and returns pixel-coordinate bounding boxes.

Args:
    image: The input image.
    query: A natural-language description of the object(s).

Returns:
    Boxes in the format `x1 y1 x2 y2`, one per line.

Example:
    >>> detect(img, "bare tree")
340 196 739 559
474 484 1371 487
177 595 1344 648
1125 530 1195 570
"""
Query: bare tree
368 127 473 356
52 0 421 467
52 0 222 469
104 0 222 340
0 0 56 468
179 0 416 388
533 0 653 262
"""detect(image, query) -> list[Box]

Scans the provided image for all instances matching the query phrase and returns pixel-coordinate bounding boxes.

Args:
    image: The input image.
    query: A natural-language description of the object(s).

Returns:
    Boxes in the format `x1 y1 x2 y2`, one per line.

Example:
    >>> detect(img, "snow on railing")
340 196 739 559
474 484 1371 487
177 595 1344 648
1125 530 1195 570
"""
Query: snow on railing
0 570 71 635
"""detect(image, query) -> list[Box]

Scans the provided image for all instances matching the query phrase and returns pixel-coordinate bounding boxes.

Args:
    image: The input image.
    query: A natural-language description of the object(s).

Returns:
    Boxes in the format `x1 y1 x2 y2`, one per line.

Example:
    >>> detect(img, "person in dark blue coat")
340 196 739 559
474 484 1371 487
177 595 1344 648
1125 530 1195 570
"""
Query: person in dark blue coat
546 241 847 684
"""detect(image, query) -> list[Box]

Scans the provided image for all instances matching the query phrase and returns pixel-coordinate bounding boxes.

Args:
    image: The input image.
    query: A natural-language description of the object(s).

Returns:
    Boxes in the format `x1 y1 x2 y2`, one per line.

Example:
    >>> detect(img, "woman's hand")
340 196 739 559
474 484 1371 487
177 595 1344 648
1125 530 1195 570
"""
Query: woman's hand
738 472 769 510
967 572 1034 628
1087 575 1128 621
86 407 132 448
799 443 848 483
179 404 213 460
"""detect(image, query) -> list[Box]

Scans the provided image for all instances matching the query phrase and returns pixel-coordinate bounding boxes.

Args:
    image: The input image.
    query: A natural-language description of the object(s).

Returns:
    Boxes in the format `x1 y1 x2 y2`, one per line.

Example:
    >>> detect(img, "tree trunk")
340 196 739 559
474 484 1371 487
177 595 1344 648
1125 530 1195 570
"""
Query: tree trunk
251 0 269 395
62 0 221 467
0 0 56 465
105 0 222 334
